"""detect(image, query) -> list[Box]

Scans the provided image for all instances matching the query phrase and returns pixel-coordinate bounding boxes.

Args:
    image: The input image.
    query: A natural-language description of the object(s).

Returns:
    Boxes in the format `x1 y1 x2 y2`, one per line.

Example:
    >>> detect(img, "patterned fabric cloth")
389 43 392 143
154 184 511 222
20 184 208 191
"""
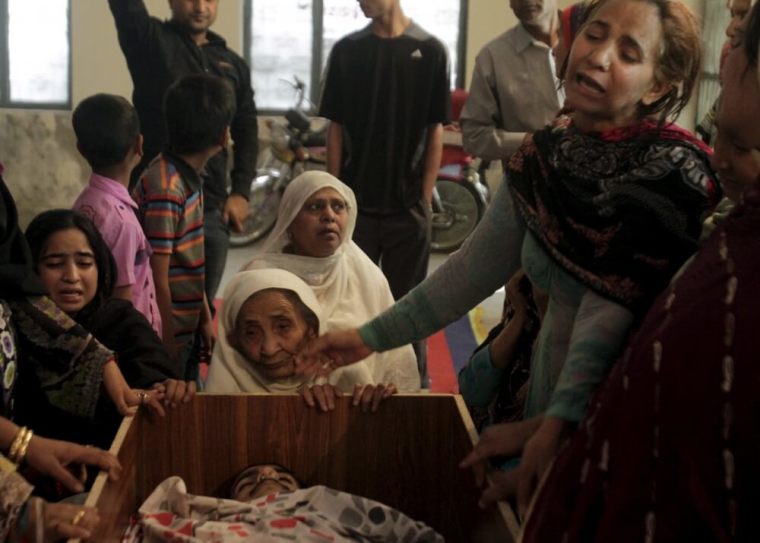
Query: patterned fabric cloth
0 302 19 417
509 116 720 314
123 477 443 542
1 168 113 431
11 296 111 421
522 181 760 542
0 454 33 542
132 152 205 366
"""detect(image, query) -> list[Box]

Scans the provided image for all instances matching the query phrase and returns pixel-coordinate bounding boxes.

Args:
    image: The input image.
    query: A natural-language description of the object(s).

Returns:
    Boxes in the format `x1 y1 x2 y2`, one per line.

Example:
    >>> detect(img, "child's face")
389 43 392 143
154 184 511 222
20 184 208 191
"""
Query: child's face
37 228 98 314
712 37 760 202
230 290 315 381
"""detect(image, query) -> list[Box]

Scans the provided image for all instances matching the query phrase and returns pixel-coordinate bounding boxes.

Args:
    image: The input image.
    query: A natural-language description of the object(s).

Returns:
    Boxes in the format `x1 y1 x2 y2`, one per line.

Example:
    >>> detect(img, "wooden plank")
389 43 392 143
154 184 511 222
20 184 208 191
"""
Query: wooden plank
83 394 517 542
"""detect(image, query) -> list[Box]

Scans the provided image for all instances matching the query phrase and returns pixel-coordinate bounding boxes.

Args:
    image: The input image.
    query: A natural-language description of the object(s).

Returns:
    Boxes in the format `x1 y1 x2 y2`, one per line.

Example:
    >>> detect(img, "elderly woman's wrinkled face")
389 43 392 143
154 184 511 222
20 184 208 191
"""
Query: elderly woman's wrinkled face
231 290 316 381
288 188 349 258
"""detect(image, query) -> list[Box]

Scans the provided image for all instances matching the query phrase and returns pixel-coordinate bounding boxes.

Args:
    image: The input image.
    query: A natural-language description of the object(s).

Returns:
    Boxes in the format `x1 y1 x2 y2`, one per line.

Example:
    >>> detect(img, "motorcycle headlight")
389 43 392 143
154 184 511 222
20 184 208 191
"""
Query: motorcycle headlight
270 124 291 153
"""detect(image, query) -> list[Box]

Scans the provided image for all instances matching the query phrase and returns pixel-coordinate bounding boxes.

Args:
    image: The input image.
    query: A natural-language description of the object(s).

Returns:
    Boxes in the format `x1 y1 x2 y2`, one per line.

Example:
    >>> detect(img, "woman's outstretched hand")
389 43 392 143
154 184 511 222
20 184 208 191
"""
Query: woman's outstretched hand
296 329 373 377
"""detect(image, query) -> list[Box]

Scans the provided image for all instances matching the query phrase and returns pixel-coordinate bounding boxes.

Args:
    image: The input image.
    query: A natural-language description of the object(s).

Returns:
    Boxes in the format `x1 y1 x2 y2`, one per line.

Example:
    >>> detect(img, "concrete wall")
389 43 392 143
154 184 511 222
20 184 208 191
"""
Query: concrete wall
2 0 707 226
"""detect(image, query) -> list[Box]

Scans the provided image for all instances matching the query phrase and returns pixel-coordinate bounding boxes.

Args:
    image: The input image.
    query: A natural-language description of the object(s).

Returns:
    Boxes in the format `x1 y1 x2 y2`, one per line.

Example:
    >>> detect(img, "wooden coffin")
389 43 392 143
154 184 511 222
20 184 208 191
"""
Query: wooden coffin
82 394 519 542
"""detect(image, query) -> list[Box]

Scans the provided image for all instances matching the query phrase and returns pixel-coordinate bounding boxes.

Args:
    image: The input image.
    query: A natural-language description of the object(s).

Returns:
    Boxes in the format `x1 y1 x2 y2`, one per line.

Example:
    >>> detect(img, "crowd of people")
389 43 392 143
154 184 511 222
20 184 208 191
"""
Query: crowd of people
1 0 759 540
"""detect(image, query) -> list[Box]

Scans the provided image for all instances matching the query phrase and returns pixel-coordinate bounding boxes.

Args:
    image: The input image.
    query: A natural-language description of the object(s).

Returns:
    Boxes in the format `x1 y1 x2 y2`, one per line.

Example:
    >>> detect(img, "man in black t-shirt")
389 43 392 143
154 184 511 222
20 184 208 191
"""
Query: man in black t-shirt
109 0 259 305
320 0 450 388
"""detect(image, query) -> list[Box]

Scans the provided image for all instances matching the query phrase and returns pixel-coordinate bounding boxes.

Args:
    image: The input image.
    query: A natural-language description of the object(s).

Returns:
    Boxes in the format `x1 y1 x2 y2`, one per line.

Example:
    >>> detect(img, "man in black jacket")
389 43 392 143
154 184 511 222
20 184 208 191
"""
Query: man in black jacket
108 0 259 303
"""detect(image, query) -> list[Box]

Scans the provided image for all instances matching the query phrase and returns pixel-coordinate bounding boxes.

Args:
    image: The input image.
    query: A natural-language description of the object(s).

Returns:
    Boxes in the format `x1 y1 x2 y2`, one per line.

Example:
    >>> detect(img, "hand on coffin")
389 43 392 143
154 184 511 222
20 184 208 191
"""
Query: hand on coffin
295 328 373 378
103 360 166 418
152 379 196 408
25 435 121 493
299 382 397 412
351 383 397 413
299 382 339 412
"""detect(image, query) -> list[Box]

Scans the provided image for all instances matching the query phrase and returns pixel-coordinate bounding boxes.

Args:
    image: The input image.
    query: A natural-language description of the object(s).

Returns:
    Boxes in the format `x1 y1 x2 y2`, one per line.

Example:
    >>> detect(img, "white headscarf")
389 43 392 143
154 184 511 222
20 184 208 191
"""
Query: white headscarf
242 171 420 391
205 268 373 393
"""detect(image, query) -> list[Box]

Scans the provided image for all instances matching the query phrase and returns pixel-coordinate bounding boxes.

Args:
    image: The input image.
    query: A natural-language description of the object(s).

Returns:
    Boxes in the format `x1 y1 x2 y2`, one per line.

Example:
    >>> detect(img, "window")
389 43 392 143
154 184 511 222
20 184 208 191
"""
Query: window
1 0 70 108
245 0 466 112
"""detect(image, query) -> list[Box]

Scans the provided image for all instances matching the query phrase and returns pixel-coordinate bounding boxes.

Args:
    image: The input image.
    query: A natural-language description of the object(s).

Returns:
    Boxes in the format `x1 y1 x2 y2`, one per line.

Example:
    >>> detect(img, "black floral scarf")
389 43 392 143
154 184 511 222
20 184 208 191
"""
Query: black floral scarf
508 116 721 314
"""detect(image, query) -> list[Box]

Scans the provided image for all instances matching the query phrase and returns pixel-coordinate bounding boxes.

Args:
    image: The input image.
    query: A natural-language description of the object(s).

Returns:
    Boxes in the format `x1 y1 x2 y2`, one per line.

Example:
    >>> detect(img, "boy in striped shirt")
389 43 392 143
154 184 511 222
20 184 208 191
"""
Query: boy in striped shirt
133 74 236 381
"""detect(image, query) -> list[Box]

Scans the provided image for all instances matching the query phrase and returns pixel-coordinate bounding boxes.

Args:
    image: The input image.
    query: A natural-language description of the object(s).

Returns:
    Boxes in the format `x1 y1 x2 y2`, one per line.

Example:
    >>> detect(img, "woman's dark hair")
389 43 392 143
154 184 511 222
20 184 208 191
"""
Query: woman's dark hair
582 0 702 123
164 73 236 155
73 94 140 170
25 209 117 316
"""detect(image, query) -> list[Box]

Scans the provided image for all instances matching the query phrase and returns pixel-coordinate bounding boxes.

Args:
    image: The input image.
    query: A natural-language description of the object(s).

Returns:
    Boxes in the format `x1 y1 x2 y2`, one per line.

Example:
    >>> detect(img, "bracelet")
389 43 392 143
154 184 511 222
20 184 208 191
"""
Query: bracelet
8 426 33 465
8 426 27 462
15 429 33 466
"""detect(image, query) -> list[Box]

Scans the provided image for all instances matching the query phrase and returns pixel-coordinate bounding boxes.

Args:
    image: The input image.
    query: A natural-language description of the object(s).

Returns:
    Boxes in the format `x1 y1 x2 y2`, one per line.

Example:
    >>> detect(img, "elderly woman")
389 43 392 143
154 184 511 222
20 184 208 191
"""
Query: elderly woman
241 171 420 392
205 269 395 411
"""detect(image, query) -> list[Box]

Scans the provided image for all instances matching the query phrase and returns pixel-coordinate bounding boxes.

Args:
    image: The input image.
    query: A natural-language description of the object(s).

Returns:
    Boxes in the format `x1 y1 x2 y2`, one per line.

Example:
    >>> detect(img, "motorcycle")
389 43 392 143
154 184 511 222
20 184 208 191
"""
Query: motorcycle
230 77 327 247
431 133 489 252
430 87 490 252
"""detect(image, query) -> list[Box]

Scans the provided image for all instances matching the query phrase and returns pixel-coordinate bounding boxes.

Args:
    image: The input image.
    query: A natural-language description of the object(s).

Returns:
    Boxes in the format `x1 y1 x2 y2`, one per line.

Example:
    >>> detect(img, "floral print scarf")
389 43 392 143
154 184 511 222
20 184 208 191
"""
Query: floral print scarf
508 116 721 314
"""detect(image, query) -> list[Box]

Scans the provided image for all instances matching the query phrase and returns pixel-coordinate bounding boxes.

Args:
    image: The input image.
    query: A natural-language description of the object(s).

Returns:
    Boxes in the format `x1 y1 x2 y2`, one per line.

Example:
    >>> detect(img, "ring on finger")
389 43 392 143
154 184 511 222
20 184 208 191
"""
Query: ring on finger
138 391 149 405
71 509 86 526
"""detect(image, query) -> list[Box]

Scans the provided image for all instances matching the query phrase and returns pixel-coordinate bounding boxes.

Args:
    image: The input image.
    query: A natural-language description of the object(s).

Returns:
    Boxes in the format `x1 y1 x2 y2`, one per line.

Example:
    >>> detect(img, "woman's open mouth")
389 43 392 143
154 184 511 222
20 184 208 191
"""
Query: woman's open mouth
58 288 83 303
575 73 605 95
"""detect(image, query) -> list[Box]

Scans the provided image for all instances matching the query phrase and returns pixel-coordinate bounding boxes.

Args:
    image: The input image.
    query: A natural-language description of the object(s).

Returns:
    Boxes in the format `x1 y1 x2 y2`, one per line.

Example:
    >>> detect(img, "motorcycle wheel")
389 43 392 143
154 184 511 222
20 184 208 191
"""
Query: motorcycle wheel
431 178 485 253
229 175 282 247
